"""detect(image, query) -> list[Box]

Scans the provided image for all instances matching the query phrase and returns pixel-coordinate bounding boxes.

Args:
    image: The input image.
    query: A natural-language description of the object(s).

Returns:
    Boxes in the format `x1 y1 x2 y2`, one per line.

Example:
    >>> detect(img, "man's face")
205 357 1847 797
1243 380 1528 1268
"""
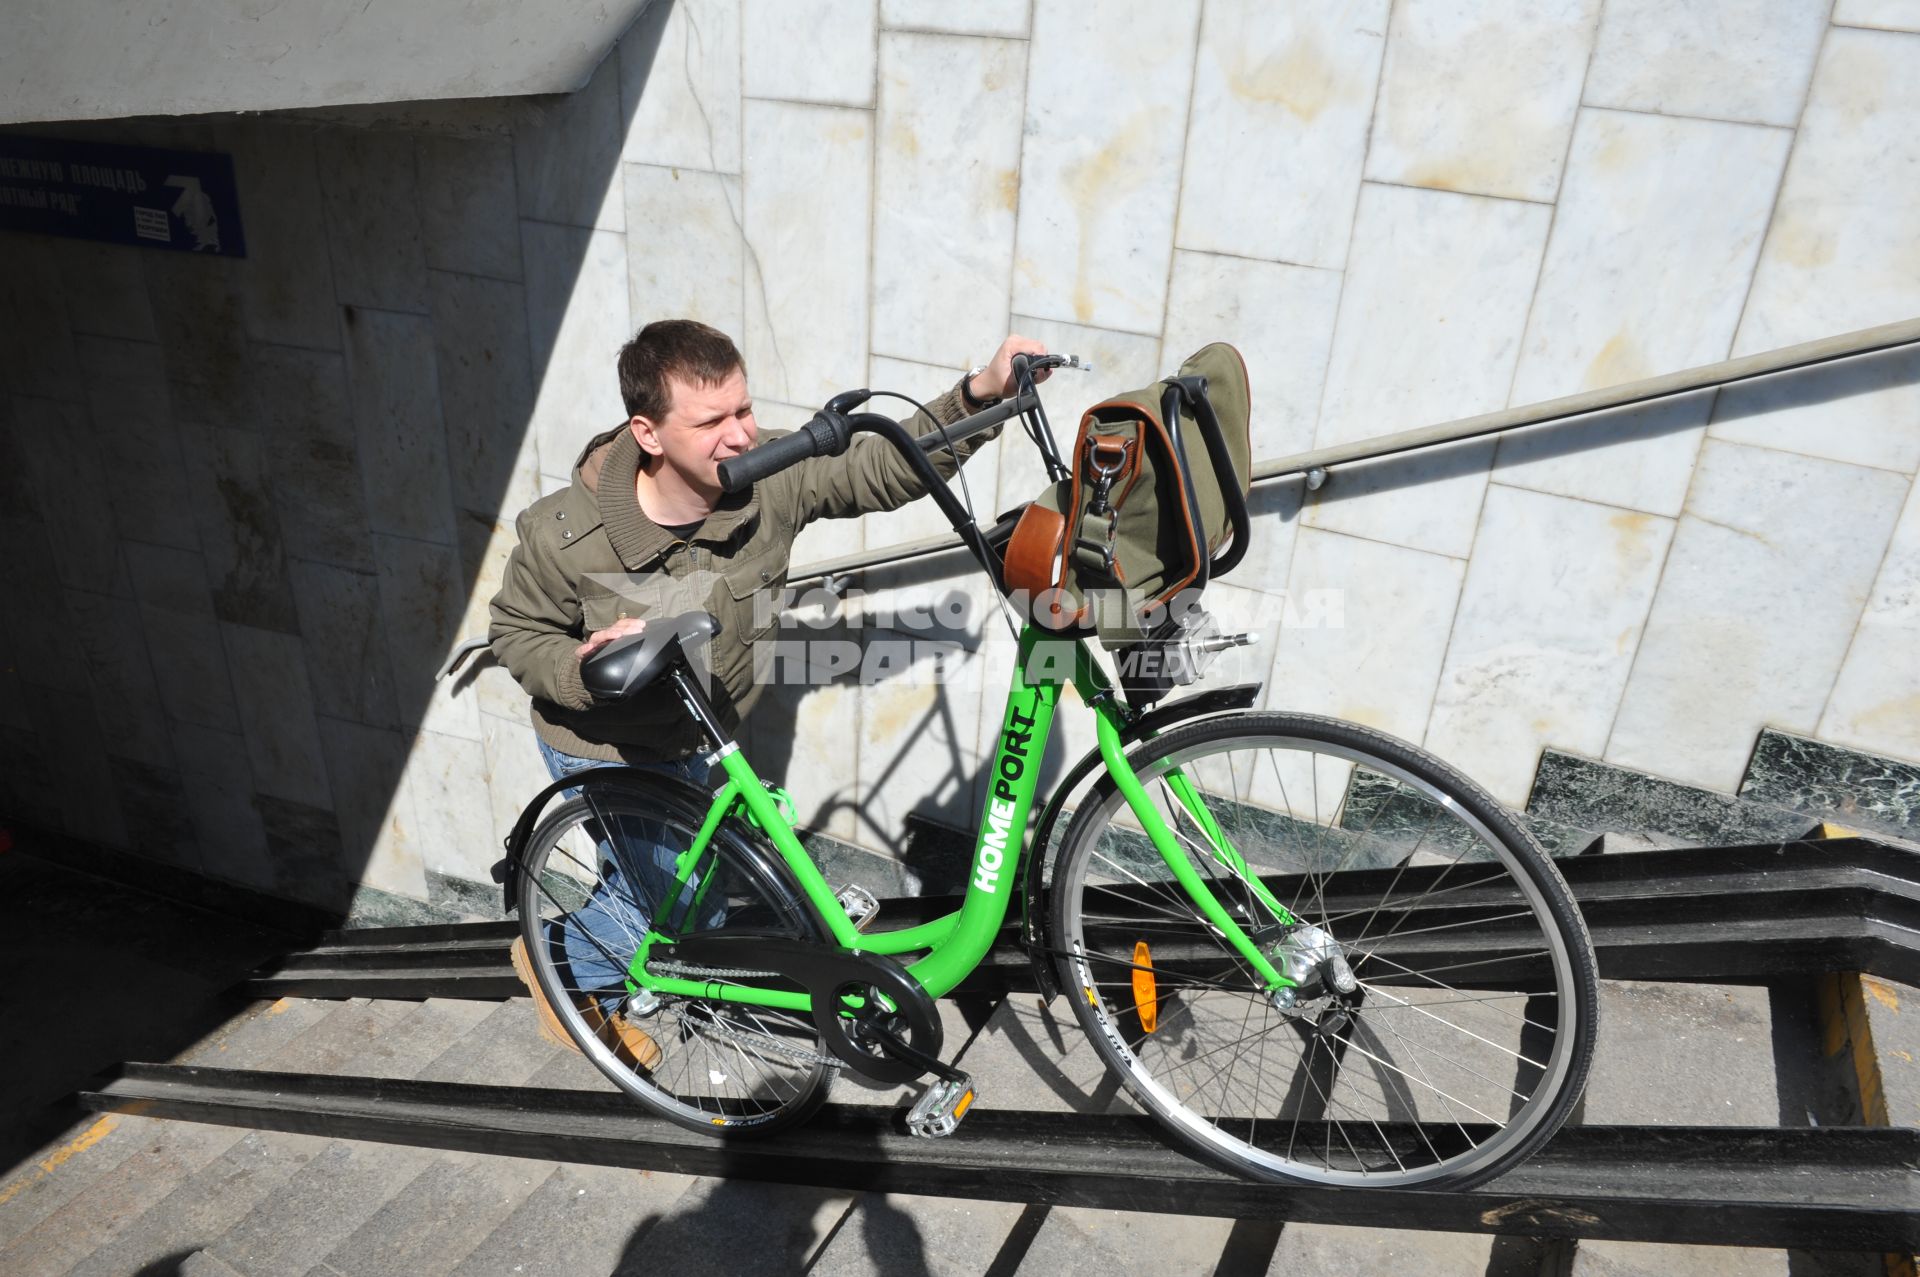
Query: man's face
630 369 758 492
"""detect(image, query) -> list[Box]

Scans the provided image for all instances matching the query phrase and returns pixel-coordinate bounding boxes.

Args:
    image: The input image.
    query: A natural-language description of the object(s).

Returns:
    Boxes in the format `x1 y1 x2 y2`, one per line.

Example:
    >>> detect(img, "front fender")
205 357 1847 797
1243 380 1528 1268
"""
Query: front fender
1017 682 1262 1000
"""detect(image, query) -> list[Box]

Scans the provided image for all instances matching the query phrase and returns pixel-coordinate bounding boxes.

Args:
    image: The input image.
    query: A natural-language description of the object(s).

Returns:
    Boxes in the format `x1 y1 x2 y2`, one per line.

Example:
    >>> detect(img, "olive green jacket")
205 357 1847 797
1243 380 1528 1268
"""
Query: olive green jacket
489 381 990 762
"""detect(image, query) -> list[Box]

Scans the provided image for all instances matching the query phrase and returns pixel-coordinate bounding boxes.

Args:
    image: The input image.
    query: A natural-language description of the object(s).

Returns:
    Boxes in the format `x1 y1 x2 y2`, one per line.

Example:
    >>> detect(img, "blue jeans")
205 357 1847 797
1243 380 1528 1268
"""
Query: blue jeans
538 741 720 1012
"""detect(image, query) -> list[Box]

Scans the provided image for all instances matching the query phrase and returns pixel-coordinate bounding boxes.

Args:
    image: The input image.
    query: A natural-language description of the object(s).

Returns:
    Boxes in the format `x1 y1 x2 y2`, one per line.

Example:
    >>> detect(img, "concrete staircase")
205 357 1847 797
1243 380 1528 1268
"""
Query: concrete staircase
4 723 1914 1273
0 973 1889 1276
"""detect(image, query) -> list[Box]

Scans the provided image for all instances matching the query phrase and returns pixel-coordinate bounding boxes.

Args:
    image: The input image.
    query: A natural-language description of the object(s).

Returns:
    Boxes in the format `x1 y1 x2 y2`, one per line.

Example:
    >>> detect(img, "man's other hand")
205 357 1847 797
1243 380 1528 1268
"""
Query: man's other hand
968 334 1050 403
576 616 645 660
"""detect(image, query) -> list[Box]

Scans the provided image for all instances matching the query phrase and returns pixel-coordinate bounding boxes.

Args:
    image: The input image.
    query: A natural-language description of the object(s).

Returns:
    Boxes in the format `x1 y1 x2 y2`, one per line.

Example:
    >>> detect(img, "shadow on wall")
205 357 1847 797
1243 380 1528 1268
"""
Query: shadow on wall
0 6 675 924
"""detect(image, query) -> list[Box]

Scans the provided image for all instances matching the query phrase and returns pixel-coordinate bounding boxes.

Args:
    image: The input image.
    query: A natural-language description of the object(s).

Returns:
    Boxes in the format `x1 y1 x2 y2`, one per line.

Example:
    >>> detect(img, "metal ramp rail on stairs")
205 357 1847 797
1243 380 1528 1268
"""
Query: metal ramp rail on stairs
73 834 1920 1253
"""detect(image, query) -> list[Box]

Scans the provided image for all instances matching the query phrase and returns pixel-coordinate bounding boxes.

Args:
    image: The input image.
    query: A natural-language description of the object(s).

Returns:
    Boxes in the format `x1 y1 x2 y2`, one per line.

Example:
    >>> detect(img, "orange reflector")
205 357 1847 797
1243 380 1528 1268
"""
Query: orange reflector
1132 940 1158 1033
953 1089 976 1119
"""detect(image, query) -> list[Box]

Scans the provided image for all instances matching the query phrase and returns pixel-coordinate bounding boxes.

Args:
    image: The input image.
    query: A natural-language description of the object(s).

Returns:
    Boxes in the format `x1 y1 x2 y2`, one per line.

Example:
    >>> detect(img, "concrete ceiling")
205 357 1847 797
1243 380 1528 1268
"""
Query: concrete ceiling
1 0 656 124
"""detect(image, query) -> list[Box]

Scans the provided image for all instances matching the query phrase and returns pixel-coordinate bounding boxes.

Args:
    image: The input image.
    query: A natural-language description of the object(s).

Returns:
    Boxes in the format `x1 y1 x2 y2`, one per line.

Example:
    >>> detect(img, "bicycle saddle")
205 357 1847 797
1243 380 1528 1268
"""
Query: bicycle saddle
581 611 721 702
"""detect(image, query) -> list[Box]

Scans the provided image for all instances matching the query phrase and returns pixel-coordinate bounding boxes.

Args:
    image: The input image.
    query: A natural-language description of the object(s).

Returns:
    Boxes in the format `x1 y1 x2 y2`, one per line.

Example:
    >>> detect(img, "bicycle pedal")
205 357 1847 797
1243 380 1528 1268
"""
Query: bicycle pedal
835 883 880 932
905 1074 978 1139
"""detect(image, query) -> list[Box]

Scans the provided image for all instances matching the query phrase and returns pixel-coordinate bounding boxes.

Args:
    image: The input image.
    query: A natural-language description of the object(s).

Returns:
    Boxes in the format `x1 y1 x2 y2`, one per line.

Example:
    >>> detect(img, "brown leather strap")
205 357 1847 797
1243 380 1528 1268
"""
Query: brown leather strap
1003 502 1065 597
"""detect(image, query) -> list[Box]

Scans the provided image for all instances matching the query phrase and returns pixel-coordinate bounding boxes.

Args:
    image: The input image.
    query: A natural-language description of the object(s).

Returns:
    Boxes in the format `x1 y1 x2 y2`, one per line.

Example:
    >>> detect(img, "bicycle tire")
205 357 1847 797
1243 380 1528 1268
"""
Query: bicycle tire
1047 711 1598 1189
516 774 835 1136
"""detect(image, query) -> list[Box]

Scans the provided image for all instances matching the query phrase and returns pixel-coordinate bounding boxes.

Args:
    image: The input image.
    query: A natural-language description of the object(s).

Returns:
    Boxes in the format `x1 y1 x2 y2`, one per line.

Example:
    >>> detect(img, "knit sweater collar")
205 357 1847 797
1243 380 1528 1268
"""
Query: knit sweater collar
594 425 760 570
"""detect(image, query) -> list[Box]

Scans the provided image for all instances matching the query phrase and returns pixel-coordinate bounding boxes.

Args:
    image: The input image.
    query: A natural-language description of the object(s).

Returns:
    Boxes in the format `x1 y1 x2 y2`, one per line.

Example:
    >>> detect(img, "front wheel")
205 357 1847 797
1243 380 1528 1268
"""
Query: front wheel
1048 712 1598 1189
516 774 835 1135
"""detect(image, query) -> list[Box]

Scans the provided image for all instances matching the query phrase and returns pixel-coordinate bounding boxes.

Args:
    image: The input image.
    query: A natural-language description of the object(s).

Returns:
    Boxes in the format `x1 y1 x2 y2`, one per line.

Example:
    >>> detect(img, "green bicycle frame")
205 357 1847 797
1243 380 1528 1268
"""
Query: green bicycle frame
625 624 1297 1012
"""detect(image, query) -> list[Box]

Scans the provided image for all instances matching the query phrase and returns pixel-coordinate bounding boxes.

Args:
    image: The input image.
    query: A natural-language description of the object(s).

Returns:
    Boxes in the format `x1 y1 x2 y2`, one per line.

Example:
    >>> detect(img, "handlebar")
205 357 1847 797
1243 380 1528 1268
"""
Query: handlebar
717 355 1087 495
715 409 853 493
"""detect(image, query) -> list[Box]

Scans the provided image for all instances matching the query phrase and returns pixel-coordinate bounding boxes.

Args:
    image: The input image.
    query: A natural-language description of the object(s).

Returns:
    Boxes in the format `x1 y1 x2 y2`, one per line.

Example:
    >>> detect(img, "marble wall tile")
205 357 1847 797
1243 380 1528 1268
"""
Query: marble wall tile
76 335 200 553
288 558 401 730
66 588 173 769
176 422 300 632
1496 109 1791 515
453 507 518 661
1743 727 1920 838
871 32 1024 370
1584 0 1827 128
1269 527 1462 742
882 0 1027 36
140 606 241 733
1303 184 1550 558
742 100 871 406
396 727 497 886
221 122 341 351
1607 441 1910 791
1835 0 1920 31
1820 476 1920 761
856 640 988 841
171 722 271 887
257 794 352 908
624 164 745 336
1366 0 1596 204
1162 250 1340 467
861 353 974 549
221 621 333 807
373 532 483 743
318 715 426 900
1013 0 1198 335
0 236 80 401
1711 347 1920 476
257 344 375 573
480 711 550 852
21 682 126 848
523 223 632 483
1425 486 1673 806
742 0 878 107
124 541 214 618
344 306 457 547
416 134 523 281
12 395 132 598
109 757 201 873
621 0 742 173
52 240 155 343
428 271 540 518
754 671 862 841
513 51 626 232
1727 30 1920 463
993 313 1162 518
314 129 430 315
1179 0 1386 268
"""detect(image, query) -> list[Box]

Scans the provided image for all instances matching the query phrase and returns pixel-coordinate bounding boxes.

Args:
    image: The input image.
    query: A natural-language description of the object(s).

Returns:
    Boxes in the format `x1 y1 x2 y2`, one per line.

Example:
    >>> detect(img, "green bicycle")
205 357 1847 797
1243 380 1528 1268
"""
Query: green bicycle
499 356 1598 1189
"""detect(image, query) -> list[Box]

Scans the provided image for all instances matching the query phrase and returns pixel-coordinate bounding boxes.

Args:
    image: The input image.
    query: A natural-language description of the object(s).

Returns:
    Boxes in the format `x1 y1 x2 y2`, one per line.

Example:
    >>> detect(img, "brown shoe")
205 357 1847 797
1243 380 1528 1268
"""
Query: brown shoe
509 933 663 1071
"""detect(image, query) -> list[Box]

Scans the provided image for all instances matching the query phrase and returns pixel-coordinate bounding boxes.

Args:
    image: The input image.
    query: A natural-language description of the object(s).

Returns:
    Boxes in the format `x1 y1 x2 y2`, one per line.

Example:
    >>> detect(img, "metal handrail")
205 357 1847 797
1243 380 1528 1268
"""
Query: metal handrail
789 314 1920 588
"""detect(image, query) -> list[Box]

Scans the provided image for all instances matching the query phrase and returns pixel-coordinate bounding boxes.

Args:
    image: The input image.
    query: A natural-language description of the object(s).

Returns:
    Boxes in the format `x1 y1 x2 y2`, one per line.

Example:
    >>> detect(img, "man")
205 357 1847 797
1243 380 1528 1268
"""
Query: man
490 319 1044 1065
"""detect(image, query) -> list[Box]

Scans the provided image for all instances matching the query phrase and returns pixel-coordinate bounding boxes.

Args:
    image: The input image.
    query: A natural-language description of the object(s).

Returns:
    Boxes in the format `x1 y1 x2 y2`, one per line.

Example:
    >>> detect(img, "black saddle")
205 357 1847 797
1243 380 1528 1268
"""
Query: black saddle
580 611 721 702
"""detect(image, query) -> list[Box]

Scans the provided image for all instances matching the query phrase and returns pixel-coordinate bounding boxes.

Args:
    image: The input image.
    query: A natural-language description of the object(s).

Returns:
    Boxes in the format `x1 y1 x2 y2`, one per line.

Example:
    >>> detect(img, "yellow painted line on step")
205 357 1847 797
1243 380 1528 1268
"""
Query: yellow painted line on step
1818 972 1912 1277
1819 822 1864 839
0 1115 121 1208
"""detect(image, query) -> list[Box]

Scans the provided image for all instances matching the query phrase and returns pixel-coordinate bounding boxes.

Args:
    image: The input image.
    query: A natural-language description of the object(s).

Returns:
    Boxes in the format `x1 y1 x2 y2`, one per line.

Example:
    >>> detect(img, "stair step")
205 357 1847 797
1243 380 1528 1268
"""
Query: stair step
1568 1239 1789 1275
1582 980 1781 1125
175 996 338 1069
1015 1205 1235 1275
449 1163 697 1277
807 1195 1029 1276
62 1129 329 1277
604 1179 854 1275
304 1154 552 1277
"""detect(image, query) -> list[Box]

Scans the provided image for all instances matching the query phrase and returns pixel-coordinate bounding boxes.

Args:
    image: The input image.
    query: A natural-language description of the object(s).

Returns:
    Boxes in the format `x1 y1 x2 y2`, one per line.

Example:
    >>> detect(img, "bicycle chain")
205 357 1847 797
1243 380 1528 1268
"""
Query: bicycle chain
649 960 843 1069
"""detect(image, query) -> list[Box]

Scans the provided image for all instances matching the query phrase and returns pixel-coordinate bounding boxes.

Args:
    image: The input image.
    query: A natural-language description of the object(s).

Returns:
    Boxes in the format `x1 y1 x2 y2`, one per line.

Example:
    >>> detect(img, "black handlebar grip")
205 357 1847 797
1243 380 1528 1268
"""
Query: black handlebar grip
716 411 852 493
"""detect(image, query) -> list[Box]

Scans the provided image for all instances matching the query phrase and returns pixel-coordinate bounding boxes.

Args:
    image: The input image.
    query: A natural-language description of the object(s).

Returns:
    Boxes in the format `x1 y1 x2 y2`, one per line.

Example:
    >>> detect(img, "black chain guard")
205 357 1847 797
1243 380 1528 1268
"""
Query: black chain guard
652 933 943 1083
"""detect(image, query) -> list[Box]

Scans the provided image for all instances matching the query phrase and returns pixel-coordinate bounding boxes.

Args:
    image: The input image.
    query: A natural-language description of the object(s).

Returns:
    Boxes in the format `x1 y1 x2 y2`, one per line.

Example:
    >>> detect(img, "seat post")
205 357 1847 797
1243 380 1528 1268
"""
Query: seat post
666 663 735 752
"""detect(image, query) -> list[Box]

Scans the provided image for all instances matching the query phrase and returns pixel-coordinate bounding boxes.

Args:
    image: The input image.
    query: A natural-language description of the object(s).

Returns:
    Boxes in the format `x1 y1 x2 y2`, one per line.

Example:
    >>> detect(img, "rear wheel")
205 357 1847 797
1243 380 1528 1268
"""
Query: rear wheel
1048 712 1597 1188
515 776 834 1135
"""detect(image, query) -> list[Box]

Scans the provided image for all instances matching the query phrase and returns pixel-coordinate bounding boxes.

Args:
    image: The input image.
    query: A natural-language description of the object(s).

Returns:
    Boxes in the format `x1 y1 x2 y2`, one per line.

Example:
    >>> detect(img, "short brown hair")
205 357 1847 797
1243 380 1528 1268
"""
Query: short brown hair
617 320 745 422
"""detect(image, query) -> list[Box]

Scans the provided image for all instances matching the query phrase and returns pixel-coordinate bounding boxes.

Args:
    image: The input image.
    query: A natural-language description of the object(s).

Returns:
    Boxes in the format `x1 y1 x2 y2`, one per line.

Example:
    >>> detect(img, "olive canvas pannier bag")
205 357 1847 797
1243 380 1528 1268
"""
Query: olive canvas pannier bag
1005 342 1253 642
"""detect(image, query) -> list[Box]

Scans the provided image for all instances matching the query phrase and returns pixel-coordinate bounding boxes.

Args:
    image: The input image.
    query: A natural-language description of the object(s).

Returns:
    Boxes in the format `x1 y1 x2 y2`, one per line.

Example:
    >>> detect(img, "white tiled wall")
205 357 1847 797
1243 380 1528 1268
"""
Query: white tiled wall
5 0 1918 917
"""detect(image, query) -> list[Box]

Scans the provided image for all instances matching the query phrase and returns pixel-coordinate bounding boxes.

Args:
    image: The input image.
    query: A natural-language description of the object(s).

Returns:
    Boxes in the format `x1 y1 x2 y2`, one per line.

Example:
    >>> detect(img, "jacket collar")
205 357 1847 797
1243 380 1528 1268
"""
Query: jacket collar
589 425 760 570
